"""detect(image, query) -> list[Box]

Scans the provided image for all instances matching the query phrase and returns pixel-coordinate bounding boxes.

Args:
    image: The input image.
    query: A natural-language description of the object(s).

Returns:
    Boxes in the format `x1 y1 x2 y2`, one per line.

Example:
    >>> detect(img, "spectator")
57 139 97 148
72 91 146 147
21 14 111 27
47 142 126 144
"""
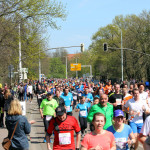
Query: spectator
5 99 35 150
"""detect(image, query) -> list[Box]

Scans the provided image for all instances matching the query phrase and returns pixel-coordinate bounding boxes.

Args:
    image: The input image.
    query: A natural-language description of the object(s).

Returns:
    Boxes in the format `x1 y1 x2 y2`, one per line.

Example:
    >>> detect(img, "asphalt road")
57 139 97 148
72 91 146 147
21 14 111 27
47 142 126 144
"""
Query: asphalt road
0 97 144 150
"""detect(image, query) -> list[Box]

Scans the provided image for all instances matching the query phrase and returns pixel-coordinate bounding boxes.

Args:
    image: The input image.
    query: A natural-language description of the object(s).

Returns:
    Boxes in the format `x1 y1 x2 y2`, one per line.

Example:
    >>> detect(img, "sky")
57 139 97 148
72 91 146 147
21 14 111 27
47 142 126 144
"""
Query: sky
46 0 150 54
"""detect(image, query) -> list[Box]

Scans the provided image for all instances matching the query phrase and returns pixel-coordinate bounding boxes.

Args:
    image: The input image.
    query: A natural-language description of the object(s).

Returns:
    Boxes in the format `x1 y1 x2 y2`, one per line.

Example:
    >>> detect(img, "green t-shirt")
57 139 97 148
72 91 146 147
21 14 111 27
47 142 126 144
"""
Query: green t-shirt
40 98 58 116
87 103 113 130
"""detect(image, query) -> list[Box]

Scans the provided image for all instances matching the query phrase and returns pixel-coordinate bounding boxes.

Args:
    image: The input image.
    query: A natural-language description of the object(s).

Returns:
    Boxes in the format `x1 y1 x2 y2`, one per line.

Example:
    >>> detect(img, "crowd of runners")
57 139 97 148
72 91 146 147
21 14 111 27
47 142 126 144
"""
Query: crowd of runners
1 79 150 150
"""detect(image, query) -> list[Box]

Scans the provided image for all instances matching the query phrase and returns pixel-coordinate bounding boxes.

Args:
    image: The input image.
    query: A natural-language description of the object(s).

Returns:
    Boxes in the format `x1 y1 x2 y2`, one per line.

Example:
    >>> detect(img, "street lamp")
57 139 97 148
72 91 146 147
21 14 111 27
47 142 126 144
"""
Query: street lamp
113 25 123 81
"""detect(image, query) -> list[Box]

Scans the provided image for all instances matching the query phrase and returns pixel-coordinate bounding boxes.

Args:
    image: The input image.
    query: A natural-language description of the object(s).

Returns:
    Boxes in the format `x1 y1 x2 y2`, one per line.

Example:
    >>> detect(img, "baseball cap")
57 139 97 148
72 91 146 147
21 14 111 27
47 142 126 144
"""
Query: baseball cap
47 92 52 96
55 106 66 116
114 110 124 117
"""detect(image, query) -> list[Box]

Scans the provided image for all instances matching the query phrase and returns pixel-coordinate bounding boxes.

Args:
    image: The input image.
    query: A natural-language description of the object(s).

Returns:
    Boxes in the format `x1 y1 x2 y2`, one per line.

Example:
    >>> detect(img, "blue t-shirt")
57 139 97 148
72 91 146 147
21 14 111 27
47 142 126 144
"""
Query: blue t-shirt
76 103 89 118
61 93 73 112
107 124 132 150
82 93 93 103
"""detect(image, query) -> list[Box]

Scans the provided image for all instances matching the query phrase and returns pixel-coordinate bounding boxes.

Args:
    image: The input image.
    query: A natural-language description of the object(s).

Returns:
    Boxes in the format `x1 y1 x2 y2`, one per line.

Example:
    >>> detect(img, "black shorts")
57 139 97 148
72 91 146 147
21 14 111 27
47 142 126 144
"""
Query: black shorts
43 115 52 132
28 93 33 99
145 136 150 145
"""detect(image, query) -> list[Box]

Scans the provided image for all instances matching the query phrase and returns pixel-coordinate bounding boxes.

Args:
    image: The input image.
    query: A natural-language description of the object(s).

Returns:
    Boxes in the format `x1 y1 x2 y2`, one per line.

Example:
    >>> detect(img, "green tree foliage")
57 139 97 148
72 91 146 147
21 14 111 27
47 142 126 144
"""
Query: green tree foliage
89 11 150 81
49 57 66 78
0 0 67 83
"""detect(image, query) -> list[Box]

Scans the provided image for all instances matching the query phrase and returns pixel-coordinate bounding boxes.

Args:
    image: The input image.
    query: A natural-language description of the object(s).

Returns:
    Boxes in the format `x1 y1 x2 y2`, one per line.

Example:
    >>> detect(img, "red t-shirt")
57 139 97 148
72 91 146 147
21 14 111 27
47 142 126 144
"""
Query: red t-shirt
81 131 115 150
47 115 81 150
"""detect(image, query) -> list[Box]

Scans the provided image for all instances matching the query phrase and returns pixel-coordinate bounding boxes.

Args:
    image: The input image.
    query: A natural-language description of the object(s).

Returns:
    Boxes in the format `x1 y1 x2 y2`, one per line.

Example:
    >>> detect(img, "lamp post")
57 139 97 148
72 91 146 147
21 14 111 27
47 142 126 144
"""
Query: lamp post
19 23 22 83
113 26 123 81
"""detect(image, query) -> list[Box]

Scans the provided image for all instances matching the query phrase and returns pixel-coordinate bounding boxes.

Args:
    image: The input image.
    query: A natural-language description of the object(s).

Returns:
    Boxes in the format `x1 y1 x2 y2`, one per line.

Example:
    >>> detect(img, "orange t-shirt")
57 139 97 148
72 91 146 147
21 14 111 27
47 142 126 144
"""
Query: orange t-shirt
104 85 112 95
123 94 133 111
81 131 115 150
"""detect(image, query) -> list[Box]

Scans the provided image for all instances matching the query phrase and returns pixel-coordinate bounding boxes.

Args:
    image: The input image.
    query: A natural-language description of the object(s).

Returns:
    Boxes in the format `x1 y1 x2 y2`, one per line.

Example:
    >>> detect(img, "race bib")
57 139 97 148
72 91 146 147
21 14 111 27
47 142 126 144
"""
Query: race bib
38 95 42 99
116 99 122 105
73 96 77 100
46 115 52 121
85 98 88 103
80 110 86 117
59 133 71 145
115 138 127 150
66 106 70 112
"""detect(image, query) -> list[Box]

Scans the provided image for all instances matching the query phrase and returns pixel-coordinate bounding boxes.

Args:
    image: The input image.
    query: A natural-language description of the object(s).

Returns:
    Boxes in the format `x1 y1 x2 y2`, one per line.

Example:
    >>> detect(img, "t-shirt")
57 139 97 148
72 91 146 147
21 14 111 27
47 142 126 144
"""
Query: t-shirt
140 115 150 136
87 103 113 130
61 93 73 112
107 124 132 150
124 98 149 123
109 94 123 110
82 93 93 103
139 91 148 101
40 98 58 116
27 85 33 94
81 131 115 150
76 103 90 118
47 115 81 150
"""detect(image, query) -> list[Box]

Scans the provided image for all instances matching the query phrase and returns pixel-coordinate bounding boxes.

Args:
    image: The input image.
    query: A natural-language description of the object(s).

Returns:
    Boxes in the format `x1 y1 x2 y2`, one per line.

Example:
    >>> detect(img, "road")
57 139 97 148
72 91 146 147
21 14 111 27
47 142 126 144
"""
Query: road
0 96 143 150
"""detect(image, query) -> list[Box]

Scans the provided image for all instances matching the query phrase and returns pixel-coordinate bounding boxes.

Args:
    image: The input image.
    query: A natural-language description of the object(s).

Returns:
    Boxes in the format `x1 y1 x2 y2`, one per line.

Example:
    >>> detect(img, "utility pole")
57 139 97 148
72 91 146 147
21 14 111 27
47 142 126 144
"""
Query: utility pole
76 58 78 78
65 56 68 79
19 23 22 83
39 51 41 82
121 29 123 81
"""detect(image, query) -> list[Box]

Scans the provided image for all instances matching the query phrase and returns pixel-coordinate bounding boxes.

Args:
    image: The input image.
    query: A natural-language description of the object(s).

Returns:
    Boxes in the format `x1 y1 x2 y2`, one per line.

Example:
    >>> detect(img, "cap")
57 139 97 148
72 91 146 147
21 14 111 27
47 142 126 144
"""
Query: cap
47 92 52 96
114 110 124 117
55 106 66 116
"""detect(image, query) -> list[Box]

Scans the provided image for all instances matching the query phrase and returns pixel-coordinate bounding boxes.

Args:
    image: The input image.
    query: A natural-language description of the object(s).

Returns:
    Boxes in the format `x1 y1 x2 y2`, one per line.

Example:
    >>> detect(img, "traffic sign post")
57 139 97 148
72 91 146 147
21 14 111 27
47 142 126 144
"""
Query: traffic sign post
70 63 81 71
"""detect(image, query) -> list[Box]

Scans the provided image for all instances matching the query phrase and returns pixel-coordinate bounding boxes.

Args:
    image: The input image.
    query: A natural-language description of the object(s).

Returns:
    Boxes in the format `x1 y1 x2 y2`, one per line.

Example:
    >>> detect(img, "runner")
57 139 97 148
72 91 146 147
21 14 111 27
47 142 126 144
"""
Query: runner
40 93 58 143
139 115 150 149
46 106 81 150
60 87 73 116
87 94 113 130
53 90 65 107
124 88 150 150
107 110 135 150
109 84 123 111
81 112 116 150
75 96 90 137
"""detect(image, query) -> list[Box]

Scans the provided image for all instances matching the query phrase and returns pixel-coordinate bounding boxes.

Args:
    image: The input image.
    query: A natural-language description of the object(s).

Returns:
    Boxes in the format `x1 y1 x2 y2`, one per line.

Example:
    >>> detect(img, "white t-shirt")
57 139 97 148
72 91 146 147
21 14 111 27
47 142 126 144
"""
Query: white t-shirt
27 85 33 94
139 91 148 101
140 115 150 136
124 98 149 123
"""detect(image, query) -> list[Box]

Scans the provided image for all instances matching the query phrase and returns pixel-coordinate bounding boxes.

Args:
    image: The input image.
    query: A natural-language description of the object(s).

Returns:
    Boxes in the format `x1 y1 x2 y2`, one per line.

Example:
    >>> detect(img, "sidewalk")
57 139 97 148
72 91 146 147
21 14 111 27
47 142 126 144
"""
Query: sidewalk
0 97 52 150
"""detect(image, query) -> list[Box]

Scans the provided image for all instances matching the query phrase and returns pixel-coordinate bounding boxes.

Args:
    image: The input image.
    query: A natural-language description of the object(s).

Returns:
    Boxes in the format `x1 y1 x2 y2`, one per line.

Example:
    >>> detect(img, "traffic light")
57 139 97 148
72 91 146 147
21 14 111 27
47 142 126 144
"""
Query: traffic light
81 43 84 52
103 43 108 51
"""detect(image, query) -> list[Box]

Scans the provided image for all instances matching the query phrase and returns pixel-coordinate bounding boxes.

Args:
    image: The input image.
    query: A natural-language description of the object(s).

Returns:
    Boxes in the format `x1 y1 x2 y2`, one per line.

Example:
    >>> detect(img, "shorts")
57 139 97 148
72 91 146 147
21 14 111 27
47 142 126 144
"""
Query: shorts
28 93 33 99
43 115 52 132
145 136 150 145
129 122 143 133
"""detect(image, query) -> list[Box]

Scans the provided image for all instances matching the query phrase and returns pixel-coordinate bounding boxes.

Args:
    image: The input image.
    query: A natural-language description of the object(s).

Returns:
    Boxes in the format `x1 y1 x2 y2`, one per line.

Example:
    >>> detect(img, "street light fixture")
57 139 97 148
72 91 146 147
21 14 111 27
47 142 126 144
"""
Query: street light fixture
113 25 123 81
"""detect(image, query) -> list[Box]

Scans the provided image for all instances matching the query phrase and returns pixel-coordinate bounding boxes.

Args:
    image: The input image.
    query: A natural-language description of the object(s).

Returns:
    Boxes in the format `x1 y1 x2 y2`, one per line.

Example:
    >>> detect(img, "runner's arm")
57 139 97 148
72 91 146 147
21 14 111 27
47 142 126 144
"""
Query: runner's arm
76 131 81 149
110 141 116 150
39 108 44 118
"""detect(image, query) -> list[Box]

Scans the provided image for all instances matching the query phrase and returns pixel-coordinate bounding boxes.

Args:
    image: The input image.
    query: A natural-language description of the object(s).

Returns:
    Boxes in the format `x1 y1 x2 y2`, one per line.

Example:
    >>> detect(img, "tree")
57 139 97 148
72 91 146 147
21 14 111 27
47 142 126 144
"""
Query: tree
49 57 65 78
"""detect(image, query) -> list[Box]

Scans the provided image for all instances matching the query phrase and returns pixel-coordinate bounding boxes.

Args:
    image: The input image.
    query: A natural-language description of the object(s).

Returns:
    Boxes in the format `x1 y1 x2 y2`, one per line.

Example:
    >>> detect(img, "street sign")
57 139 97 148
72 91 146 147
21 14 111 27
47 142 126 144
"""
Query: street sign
70 63 81 71
21 68 28 73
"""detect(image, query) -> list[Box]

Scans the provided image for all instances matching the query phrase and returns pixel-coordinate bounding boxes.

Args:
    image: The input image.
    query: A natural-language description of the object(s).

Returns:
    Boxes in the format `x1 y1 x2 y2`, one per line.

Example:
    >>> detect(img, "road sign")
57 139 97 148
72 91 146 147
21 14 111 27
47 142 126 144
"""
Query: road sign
21 68 28 73
70 63 81 71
